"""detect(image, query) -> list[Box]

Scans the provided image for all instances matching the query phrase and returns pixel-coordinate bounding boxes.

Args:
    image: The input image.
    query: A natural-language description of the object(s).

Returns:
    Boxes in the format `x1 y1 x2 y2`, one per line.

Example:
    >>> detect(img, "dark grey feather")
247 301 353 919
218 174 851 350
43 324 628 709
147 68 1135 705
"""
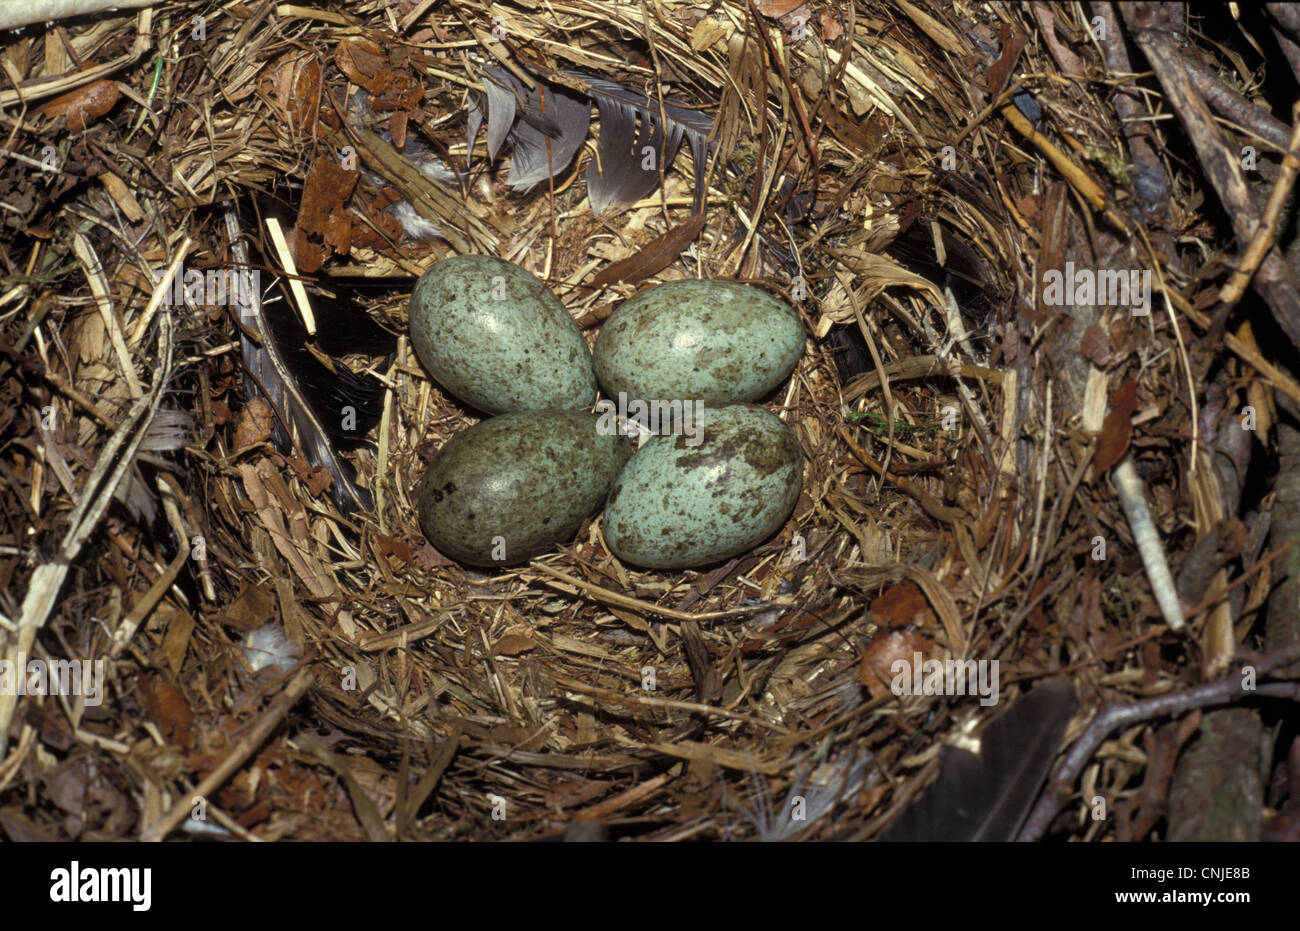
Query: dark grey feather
567 73 714 214
481 70 517 161
478 67 590 191
469 67 715 212
879 679 1077 842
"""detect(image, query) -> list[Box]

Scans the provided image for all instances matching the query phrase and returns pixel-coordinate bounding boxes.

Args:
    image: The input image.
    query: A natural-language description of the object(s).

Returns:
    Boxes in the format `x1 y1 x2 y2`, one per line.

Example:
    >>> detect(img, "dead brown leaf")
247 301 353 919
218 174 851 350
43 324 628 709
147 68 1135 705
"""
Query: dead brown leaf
1094 379 1138 475
374 532 413 565
283 454 333 497
868 582 935 630
158 605 196 678
859 628 931 700
219 582 278 632
495 634 538 656
755 0 808 17
233 397 274 453
986 25 1029 99
413 543 454 569
1080 323 1112 367
137 674 195 750
334 38 389 94
589 214 708 287
819 9 844 41
291 152 359 274
257 51 321 135
43 78 119 131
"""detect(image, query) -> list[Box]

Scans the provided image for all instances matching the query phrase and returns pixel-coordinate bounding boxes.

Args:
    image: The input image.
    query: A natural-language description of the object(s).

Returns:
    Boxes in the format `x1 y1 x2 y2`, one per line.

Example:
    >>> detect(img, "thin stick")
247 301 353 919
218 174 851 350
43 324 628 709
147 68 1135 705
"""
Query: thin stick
130 236 191 345
1000 103 1129 231
549 670 789 732
1018 642 1300 841
140 667 315 842
528 560 770 622
73 232 144 398
264 216 316 336
1112 456 1185 630
109 546 189 658
1219 100 1300 303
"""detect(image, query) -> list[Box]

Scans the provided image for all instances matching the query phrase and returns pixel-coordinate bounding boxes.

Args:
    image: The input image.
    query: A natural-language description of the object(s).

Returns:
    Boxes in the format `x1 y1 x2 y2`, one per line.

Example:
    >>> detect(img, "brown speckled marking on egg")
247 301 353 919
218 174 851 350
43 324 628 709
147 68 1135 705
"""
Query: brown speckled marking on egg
603 403 802 569
593 280 804 405
409 255 597 414
418 411 629 566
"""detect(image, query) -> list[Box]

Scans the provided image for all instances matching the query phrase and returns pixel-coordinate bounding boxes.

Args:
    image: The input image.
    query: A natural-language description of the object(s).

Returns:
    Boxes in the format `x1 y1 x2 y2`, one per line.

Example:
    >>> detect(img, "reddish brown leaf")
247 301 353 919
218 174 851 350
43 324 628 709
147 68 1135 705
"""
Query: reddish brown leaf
494 634 538 656
589 214 708 287
819 9 844 41
986 25 1029 99
859 628 931 700
868 582 935 630
488 723 547 751
1080 323 1112 367
219 583 278 632
856 782 890 816
233 397 274 452
285 454 333 497
43 78 119 131
236 801 272 829
333 38 389 94
755 0 808 17
23 703 74 751
257 51 321 135
137 674 195 750
388 109 408 149
374 532 413 565
373 71 422 112
414 543 454 569
291 152 359 274
1013 194 1041 222
210 399 233 425
1024 577 1052 634
1094 379 1139 475
349 185 407 249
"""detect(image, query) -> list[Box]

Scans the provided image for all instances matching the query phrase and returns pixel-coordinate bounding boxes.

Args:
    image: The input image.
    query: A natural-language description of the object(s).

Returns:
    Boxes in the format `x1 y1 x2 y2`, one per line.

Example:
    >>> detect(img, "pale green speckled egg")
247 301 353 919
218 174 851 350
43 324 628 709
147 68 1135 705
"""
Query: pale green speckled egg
593 280 804 405
409 255 597 413
602 404 802 569
418 411 629 567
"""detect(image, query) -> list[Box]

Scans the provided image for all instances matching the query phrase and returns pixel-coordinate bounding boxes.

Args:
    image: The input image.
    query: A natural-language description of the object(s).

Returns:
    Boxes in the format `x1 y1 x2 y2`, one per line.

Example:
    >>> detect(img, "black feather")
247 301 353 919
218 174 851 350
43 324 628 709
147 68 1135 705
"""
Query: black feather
879 679 1077 842
225 204 380 512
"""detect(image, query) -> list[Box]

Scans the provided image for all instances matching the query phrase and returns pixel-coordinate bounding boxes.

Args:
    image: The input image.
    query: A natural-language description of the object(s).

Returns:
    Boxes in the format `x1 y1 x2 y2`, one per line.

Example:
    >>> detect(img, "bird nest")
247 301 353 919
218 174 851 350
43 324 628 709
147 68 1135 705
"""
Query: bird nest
3 0 1300 843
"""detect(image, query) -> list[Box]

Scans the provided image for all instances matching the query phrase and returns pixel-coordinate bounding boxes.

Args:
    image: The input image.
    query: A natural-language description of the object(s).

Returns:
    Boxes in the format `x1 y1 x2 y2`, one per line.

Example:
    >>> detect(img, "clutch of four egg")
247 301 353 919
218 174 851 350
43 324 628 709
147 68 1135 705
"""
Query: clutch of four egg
409 256 804 569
